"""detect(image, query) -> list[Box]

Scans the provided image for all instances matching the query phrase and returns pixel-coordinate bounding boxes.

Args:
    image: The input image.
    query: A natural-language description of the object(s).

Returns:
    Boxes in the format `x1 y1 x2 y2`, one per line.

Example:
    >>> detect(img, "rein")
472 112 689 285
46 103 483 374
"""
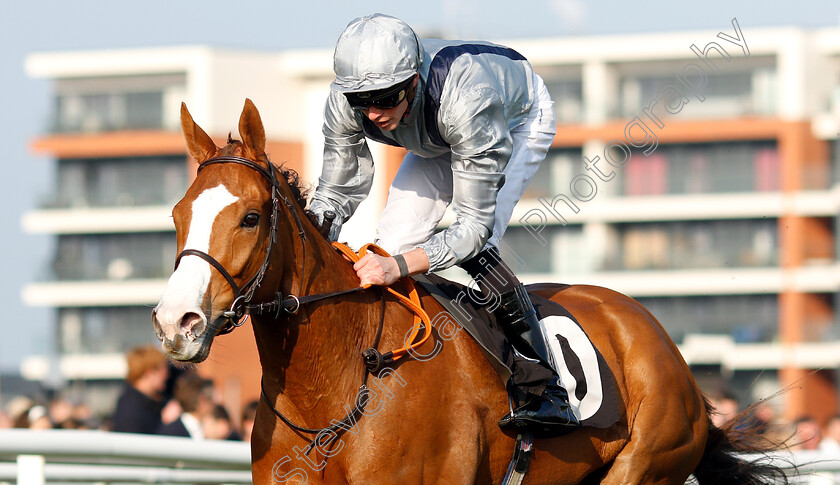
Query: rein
176 155 434 450
260 290 386 455
258 242 435 455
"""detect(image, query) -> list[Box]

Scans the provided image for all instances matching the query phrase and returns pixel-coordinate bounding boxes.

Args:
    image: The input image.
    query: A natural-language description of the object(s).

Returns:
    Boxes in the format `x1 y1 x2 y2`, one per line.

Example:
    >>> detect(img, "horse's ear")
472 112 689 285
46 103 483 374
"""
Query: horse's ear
238 98 266 160
180 102 218 163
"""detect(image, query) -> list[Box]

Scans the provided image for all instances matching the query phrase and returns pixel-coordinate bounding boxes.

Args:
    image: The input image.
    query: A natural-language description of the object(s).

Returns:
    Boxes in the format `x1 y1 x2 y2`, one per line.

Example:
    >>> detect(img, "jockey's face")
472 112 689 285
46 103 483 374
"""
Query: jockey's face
363 102 408 131
361 75 418 131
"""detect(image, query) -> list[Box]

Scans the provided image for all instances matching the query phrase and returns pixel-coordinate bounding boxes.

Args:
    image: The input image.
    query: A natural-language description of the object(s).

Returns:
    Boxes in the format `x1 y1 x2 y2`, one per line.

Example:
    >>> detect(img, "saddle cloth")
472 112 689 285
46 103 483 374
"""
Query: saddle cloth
413 274 619 429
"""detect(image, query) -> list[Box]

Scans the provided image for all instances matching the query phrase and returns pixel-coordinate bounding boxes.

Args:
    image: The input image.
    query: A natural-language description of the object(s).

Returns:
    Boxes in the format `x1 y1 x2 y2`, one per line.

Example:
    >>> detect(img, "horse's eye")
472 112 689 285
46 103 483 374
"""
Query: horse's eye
242 212 260 228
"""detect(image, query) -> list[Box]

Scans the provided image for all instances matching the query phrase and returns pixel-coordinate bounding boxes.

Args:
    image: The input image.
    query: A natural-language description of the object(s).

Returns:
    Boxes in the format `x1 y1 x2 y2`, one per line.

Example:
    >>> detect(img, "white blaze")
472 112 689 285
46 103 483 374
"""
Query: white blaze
184 185 239 259
156 185 238 331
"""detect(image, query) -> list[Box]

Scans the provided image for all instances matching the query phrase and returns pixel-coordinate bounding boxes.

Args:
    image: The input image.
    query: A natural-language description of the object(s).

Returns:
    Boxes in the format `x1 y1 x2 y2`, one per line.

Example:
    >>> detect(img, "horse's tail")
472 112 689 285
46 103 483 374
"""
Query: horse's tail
693 397 792 485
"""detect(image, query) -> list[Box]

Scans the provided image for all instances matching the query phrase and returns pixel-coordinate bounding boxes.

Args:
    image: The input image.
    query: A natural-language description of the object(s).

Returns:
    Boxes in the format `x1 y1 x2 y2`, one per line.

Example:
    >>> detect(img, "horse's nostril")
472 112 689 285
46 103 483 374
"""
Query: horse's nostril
151 311 163 339
180 312 206 341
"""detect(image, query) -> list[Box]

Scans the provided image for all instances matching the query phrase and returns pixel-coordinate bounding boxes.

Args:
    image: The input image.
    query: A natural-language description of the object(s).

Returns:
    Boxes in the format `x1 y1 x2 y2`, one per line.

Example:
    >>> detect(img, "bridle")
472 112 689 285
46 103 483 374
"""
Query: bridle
173 155 424 453
174 155 370 334
173 155 308 334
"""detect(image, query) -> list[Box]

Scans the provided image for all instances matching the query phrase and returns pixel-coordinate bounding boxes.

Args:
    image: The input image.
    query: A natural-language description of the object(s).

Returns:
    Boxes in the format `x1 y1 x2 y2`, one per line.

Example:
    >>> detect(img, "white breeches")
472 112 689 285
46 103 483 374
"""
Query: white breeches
374 74 556 257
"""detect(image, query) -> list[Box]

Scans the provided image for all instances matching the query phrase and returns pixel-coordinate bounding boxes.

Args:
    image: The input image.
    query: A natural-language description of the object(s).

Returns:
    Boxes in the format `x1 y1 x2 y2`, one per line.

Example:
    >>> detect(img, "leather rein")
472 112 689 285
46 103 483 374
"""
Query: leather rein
173 155 398 451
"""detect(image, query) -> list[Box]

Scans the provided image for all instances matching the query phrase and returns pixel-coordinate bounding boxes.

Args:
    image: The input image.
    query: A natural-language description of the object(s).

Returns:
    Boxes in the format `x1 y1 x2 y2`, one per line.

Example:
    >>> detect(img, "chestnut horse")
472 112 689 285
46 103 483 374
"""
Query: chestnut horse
153 99 787 484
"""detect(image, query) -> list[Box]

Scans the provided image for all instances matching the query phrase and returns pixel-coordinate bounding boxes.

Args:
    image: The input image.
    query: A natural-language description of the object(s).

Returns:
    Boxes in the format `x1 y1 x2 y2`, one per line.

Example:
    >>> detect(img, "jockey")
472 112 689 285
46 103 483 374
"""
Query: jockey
309 13 580 435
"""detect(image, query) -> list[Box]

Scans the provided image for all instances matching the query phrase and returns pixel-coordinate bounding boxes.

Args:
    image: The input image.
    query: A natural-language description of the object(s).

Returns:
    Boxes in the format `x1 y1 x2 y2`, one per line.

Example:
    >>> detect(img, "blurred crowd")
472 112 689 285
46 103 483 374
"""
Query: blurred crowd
0 344 258 442
709 391 840 453
3 347 840 453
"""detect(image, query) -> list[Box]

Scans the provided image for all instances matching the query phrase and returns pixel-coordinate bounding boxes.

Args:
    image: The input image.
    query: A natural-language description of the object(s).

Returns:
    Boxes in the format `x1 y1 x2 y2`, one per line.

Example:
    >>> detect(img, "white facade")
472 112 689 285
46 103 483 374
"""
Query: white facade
20 25 840 394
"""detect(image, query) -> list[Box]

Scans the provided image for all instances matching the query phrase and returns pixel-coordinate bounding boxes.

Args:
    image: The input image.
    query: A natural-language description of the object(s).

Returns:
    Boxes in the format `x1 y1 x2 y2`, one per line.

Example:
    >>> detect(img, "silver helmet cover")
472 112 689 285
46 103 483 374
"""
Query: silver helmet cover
331 13 424 93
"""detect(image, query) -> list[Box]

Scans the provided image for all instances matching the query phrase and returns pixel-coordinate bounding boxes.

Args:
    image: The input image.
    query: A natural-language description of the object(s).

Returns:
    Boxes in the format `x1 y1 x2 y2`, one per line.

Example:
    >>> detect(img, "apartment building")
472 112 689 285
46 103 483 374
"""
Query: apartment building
22 24 840 422
20 47 318 413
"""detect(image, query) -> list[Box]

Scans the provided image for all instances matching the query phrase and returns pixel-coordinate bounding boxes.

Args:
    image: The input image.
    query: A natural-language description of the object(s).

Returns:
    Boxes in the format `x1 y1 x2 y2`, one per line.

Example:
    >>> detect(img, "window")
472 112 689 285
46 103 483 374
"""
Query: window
545 79 583 123
51 155 187 208
501 224 589 274
636 294 778 344
58 307 160 354
618 141 779 196
612 219 778 270
55 91 163 132
617 63 775 119
522 148 584 200
539 65 584 124
624 152 667 196
53 232 176 281
51 73 186 133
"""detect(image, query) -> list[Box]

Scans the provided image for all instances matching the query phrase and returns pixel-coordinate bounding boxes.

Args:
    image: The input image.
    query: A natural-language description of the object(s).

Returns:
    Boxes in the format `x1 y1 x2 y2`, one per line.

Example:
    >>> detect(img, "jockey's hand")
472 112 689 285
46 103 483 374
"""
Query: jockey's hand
354 253 400 287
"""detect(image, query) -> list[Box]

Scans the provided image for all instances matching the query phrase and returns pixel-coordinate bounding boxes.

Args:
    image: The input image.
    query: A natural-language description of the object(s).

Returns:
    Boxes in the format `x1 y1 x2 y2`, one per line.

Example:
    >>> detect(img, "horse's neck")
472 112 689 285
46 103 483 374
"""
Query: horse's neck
254 224 375 416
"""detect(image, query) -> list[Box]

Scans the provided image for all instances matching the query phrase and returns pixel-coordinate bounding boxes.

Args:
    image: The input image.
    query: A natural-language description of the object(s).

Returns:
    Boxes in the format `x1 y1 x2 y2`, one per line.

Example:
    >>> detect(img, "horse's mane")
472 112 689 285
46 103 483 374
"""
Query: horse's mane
223 136 318 228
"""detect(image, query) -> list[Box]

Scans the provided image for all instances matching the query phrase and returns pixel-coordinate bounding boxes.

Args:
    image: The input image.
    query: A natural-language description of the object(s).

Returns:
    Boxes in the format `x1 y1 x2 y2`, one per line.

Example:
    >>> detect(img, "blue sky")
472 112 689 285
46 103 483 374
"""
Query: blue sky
1 0 838 371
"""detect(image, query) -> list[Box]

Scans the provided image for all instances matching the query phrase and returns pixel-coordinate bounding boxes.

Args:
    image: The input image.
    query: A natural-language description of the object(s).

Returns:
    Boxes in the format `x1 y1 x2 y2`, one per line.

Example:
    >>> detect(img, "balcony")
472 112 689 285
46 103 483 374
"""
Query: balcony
21 279 168 307
48 73 186 134
22 206 174 235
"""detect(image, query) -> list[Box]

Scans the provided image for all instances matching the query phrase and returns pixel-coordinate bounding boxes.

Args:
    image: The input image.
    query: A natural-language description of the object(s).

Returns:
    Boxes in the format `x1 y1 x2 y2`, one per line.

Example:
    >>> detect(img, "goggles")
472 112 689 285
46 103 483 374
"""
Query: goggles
344 76 414 110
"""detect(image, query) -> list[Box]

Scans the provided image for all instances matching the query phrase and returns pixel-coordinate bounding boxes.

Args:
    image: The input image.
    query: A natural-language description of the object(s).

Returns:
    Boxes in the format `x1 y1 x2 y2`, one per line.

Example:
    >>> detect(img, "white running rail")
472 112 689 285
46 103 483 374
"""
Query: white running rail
3 429 840 484
0 429 251 484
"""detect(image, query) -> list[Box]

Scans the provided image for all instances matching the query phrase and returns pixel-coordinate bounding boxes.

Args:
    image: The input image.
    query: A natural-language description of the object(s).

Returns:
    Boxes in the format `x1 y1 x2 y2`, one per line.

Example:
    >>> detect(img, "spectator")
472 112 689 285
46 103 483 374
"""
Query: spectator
203 404 241 441
741 400 789 445
157 372 214 439
161 398 183 426
71 402 93 424
27 405 52 430
48 397 74 429
749 401 777 432
0 409 11 429
241 400 258 443
819 415 840 454
7 396 35 428
791 416 822 451
57 416 87 430
111 345 169 434
710 392 739 428
160 361 189 425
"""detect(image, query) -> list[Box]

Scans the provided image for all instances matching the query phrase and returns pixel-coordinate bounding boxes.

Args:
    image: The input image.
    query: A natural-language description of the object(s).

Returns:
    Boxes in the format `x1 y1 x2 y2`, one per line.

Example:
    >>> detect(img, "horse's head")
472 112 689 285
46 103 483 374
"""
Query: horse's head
152 99 306 362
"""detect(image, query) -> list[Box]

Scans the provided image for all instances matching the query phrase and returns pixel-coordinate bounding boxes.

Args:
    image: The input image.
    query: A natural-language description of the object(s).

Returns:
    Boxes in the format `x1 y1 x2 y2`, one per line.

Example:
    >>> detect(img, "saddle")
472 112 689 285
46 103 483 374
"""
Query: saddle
413 273 620 429
330 242 618 429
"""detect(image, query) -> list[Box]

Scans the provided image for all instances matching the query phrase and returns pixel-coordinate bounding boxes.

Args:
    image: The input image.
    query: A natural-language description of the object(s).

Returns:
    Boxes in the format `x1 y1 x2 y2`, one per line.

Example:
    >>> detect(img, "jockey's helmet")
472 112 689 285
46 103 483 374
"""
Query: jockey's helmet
331 13 423 107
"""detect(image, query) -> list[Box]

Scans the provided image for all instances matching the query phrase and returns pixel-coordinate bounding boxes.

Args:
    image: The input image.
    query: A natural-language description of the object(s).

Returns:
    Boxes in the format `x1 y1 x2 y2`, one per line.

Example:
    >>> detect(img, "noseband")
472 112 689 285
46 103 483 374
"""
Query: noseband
173 155 307 334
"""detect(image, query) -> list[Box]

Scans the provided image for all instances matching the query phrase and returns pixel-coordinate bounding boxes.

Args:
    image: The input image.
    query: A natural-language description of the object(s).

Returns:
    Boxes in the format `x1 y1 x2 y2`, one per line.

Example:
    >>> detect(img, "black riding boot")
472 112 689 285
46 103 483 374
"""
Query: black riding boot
493 283 580 435
460 248 580 436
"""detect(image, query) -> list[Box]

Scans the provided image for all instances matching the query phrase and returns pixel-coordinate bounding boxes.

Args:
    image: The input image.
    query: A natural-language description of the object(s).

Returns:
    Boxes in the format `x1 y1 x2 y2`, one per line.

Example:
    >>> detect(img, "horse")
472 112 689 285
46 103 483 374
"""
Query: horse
152 99 788 484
